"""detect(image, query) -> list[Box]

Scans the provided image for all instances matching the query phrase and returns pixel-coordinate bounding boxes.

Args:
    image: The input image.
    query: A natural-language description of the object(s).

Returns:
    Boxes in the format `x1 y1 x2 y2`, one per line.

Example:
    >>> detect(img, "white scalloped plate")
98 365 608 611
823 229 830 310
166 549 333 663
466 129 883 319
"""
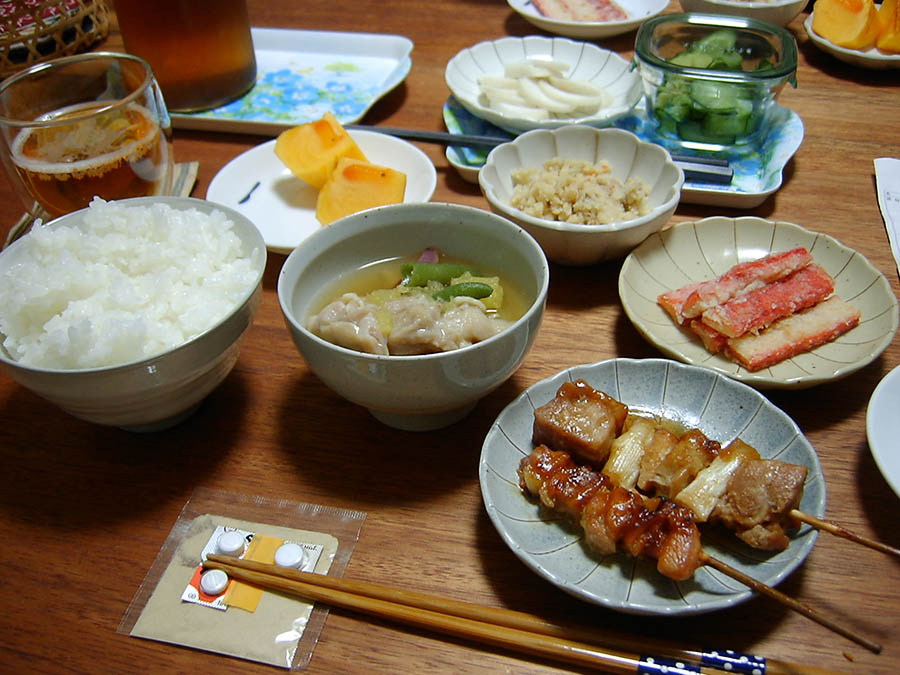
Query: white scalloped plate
506 0 668 39
619 217 898 389
480 357 825 615
444 36 641 135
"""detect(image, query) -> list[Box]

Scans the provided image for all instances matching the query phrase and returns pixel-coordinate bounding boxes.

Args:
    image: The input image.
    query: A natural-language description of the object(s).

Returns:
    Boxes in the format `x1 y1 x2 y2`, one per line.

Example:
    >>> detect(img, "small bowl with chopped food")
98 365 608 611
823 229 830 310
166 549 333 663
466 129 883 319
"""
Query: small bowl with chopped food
679 0 807 27
277 202 549 431
444 36 642 134
0 197 266 431
478 126 683 265
633 13 798 149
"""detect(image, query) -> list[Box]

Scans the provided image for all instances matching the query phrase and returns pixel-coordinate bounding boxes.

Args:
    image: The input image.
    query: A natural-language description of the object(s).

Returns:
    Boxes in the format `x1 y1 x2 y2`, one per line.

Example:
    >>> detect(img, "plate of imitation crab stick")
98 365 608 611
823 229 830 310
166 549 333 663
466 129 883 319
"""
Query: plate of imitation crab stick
479 358 826 616
618 217 899 389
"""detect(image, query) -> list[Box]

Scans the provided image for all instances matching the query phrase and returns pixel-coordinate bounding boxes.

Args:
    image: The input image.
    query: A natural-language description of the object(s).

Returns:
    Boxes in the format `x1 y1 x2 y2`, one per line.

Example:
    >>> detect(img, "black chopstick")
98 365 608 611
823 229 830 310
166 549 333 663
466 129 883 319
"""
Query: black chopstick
346 123 733 183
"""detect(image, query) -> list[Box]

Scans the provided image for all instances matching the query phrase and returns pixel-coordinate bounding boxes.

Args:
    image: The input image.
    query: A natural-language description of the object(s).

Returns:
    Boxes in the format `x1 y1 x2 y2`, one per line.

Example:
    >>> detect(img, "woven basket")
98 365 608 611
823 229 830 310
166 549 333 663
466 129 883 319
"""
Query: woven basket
1 0 110 79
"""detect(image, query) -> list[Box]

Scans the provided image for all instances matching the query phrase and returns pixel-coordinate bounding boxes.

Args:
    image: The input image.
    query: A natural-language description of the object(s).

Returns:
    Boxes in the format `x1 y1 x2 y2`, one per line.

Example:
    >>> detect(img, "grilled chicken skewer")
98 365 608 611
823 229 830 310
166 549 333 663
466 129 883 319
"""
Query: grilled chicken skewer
519 444 882 653
534 379 900 559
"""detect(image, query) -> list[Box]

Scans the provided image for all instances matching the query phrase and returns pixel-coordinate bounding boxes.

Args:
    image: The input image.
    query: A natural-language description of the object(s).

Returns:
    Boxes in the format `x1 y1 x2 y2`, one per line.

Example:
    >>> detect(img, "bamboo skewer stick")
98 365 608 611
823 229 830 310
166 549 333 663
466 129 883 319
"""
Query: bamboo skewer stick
205 554 843 674
790 509 900 559
699 553 881 654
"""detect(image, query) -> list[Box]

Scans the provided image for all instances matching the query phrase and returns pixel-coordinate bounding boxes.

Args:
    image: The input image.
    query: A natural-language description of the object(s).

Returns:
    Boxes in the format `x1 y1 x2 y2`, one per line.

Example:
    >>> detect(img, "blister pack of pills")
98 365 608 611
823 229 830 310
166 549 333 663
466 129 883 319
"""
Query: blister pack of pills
118 489 366 669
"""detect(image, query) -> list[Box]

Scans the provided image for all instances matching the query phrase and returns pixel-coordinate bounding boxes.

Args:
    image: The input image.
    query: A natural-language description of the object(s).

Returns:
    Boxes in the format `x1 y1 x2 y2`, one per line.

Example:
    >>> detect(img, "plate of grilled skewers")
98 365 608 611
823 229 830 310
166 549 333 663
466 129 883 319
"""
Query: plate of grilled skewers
618 217 899 389
480 358 826 616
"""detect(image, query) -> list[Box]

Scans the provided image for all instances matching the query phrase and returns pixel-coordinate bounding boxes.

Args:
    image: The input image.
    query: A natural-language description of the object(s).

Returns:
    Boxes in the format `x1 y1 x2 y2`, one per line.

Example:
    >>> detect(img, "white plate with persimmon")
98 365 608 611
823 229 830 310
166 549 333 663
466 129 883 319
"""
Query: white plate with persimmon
804 0 900 70
208 123 437 255
618 217 898 389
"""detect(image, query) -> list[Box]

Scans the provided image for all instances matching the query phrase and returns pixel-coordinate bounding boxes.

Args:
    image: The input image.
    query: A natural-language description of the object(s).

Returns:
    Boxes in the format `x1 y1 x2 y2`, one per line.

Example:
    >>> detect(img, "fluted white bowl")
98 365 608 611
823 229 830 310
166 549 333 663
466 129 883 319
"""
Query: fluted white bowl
445 36 641 134
479 126 684 265
0 197 266 431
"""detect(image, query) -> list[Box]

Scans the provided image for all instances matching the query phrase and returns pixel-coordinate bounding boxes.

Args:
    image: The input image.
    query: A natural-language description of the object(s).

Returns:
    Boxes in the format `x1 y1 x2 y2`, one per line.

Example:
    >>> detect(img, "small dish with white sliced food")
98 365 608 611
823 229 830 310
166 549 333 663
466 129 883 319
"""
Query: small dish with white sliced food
445 35 641 134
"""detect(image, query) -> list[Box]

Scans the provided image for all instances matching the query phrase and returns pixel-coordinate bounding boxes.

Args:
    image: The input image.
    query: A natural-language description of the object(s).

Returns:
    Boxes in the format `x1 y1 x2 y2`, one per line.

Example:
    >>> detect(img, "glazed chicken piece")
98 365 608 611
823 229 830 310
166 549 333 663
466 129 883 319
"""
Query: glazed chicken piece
532 380 628 466
540 463 611 521
617 499 703 582
518 446 703 582
639 428 721 499
710 459 807 550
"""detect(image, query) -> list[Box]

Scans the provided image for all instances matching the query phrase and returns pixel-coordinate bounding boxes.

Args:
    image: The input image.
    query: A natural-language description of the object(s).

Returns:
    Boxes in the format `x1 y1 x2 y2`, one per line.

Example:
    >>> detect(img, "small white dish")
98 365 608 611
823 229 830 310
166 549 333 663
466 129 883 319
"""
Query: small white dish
867 365 900 499
207 130 437 255
445 36 641 135
804 12 900 70
619 217 899 389
480 357 825 615
506 0 669 39
680 0 807 27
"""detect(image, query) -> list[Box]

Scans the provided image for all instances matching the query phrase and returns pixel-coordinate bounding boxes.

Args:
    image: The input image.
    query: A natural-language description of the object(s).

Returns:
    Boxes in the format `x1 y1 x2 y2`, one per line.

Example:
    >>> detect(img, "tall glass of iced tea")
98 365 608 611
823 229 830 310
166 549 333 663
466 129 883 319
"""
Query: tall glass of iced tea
113 0 257 112
0 52 173 221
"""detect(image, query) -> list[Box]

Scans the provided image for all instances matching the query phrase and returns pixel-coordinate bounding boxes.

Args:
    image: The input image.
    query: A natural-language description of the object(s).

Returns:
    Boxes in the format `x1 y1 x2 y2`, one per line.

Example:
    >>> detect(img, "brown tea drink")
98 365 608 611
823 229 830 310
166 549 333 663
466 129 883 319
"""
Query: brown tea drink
10 102 168 218
114 0 257 112
0 52 173 221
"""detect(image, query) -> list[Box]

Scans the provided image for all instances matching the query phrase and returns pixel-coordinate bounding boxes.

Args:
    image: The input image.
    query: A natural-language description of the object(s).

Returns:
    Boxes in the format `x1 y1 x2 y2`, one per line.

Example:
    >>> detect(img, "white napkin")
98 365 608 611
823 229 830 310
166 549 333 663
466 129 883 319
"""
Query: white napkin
875 157 900 279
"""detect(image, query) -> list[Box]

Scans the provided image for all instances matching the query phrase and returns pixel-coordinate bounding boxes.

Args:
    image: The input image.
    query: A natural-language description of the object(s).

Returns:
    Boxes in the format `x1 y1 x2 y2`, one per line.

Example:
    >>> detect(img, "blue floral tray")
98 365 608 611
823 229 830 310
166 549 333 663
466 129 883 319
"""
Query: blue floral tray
172 28 413 135
443 96 804 208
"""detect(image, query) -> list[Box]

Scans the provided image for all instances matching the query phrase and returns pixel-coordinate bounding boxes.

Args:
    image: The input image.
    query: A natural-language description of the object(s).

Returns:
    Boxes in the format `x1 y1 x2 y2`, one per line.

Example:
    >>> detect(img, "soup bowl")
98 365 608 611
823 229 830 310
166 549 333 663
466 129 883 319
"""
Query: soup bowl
277 202 550 431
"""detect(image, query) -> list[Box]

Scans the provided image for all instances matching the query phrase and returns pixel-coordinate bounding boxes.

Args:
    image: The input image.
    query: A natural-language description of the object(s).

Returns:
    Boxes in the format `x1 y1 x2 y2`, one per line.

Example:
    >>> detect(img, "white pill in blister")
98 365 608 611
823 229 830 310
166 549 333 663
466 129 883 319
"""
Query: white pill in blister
274 542 307 569
216 530 246 556
199 568 229 596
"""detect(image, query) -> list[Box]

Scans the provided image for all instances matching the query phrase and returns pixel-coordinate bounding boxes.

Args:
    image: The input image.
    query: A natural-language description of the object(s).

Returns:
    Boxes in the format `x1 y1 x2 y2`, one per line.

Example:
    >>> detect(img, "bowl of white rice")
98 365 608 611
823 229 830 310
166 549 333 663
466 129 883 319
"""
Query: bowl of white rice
0 196 266 431
479 126 684 265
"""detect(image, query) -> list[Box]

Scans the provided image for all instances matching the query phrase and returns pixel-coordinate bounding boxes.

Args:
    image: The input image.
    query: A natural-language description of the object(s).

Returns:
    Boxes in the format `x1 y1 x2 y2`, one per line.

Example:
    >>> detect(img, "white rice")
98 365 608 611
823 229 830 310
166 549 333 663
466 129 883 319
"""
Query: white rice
0 198 260 370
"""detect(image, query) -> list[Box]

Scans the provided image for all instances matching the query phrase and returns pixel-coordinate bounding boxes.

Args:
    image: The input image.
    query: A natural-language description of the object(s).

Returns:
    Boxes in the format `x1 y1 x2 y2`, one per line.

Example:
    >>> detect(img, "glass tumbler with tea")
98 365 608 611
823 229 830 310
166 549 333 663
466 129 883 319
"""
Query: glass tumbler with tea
113 0 257 112
0 52 173 221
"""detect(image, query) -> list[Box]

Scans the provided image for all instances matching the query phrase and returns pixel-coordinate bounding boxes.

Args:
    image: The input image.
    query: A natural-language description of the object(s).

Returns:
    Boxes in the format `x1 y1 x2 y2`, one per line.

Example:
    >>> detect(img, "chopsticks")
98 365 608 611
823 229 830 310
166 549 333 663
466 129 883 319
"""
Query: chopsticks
345 124 734 185
204 554 840 674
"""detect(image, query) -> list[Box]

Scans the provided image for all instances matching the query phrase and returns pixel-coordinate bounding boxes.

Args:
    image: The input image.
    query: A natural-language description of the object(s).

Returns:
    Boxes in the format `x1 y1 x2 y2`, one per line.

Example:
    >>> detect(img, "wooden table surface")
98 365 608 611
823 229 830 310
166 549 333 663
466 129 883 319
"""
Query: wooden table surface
1 1 899 673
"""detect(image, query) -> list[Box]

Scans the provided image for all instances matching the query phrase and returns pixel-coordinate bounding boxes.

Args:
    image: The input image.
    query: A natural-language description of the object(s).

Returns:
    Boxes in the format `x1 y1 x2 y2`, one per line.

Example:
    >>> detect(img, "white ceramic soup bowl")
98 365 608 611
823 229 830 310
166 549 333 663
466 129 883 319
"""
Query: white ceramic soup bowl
0 196 266 431
479 126 683 265
278 202 549 431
